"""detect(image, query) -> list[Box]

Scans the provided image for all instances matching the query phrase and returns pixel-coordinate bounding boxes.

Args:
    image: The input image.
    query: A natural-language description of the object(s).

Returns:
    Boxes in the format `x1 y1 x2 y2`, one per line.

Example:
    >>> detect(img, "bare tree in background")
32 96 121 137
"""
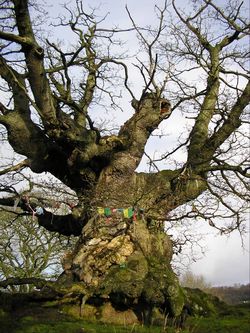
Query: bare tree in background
180 271 211 291
0 211 74 292
0 0 249 323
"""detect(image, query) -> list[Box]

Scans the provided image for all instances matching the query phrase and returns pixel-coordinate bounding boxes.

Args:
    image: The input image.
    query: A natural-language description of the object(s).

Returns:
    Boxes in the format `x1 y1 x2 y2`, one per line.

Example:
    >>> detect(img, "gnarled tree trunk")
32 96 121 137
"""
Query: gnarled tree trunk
56 157 206 323
60 220 184 323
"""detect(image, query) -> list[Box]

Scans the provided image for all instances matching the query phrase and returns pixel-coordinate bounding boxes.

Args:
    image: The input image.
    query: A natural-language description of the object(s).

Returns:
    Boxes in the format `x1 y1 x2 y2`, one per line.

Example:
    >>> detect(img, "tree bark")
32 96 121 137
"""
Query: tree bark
60 215 184 320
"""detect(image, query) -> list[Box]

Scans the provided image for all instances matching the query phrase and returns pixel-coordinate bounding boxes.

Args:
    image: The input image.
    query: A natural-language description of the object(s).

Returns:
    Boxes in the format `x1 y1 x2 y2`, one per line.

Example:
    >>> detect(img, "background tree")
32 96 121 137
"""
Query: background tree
180 271 211 292
0 0 249 323
0 211 74 292
209 283 250 304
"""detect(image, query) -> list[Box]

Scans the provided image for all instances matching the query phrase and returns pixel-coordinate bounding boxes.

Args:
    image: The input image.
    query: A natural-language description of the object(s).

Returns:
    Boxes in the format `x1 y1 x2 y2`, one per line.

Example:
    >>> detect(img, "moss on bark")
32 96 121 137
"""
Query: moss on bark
60 217 185 323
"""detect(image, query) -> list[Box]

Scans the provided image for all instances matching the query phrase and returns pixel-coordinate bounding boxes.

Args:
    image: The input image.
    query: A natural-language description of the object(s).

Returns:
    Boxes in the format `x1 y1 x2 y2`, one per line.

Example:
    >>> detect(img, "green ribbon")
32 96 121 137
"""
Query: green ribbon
97 207 135 219
104 207 112 216
123 208 134 218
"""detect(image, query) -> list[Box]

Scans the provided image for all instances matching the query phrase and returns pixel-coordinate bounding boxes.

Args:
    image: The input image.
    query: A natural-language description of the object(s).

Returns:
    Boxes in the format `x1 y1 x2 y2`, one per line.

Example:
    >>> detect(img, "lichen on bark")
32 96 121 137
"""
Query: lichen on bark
60 216 185 322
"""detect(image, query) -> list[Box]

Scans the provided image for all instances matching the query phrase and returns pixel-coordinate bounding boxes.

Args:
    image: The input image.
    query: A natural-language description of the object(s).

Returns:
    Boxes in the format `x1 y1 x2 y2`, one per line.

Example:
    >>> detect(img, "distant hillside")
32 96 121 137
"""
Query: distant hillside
208 284 250 305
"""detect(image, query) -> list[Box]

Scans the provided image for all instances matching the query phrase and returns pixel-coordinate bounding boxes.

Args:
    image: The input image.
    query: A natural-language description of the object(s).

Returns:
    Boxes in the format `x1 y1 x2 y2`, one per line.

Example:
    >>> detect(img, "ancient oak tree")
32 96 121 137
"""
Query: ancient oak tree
0 0 249 323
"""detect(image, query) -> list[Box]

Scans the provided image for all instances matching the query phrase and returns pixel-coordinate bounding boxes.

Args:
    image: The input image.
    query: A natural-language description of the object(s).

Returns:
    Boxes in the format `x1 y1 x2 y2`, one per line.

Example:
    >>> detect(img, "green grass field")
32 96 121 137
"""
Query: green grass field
0 304 249 333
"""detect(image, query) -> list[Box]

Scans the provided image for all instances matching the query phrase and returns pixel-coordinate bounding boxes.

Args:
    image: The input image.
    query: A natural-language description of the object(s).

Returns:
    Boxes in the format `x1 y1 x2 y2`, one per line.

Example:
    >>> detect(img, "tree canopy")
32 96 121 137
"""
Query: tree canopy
0 0 249 235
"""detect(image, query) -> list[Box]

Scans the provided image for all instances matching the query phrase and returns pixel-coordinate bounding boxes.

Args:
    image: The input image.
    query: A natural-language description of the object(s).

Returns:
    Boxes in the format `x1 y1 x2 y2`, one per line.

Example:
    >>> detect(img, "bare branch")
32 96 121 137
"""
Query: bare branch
0 159 30 176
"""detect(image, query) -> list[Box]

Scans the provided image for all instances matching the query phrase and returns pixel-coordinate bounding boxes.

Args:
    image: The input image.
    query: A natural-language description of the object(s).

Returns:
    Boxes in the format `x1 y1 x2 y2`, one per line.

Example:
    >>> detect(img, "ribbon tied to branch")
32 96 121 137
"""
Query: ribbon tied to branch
97 207 144 221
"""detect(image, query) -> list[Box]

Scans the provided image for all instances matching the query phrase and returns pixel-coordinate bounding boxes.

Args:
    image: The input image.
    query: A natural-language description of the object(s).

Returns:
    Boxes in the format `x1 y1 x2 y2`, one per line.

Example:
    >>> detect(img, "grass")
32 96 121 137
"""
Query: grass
0 304 249 333
185 315 250 333
3 315 171 333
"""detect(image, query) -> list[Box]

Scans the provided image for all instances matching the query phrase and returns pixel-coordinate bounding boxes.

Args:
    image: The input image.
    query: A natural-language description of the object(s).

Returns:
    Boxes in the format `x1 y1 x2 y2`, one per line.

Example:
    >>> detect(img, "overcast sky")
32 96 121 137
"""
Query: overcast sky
2 0 249 287
189 223 249 286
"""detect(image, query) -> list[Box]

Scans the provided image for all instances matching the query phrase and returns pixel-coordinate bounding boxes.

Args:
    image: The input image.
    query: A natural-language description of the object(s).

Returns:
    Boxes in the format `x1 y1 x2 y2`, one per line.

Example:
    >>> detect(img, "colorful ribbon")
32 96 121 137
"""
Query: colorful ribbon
97 207 141 219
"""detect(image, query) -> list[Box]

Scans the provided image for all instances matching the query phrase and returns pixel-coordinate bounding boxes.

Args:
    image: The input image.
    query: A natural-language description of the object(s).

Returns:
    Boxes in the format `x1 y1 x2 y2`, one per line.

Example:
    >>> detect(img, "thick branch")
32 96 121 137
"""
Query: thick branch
13 0 58 127
0 277 49 289
37 209 85 236
0 110 53 172
74 24 97 128
117 92 171 171
187 47 220 167
206 80 250 154
0 30 33 46
0 194 84 236
0 55 30 115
